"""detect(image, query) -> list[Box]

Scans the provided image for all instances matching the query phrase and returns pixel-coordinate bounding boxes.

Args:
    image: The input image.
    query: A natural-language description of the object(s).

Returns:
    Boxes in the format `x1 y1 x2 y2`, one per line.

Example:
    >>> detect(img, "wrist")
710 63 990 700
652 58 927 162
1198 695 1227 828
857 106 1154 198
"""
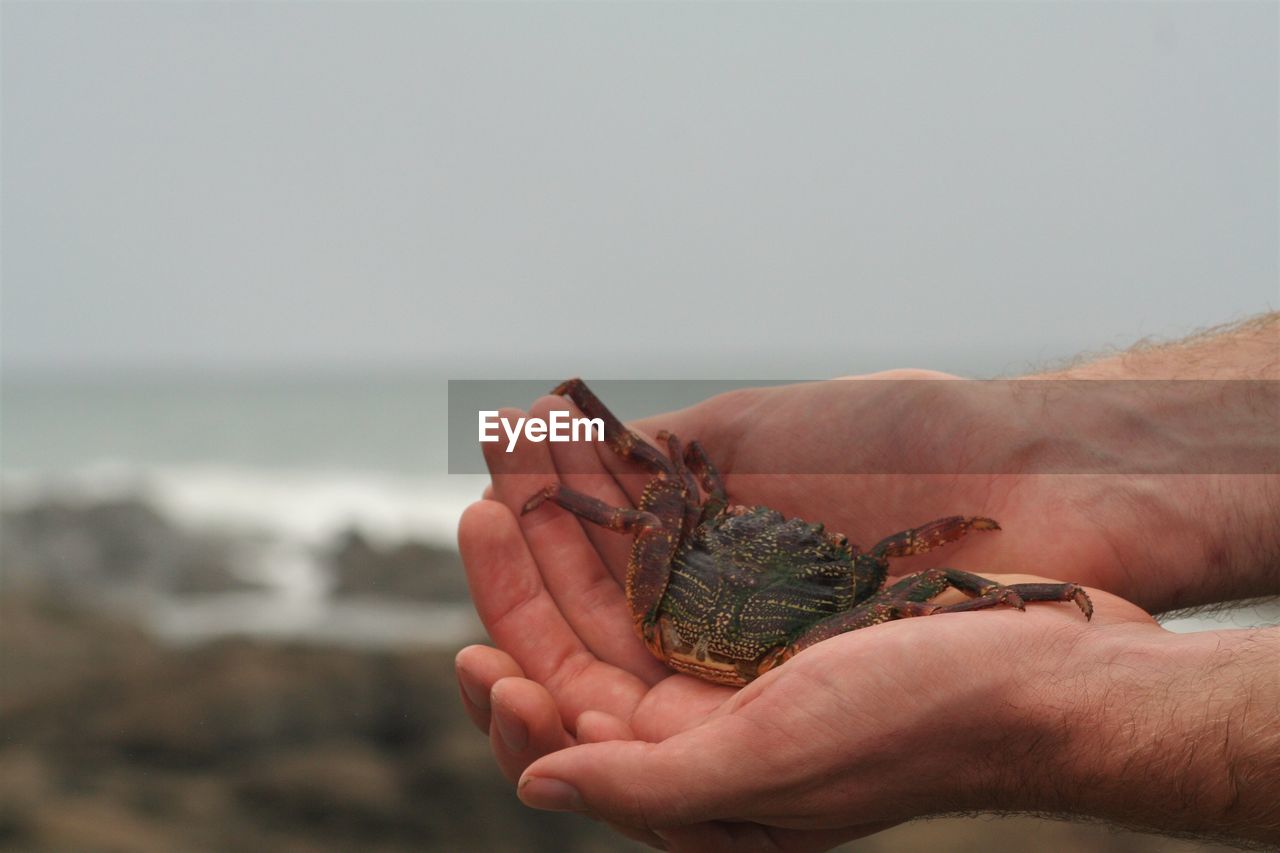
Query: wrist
1015 625 1280 844
1004 379 1280 609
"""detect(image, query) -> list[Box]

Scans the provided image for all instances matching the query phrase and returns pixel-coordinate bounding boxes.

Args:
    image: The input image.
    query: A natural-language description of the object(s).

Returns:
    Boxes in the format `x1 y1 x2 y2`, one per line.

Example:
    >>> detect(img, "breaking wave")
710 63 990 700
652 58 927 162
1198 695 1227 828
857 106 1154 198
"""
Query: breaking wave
3 460 485 549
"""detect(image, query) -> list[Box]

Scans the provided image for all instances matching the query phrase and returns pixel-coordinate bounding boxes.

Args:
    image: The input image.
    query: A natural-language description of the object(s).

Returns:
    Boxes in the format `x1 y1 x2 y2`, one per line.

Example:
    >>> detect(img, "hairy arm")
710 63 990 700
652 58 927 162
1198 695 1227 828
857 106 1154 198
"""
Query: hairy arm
1035 312 1280 380
458 315 1280 849
1025 314 1280 609
512 610 1280 849
649 314 1280 611
1023 625 1280 846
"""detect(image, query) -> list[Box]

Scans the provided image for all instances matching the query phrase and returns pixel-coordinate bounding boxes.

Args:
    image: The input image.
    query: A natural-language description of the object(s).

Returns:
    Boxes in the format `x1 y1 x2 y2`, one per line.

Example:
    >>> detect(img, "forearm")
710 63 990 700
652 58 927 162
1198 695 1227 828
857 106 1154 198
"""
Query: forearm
1014 317 1280 608
1019 626 1280 845
1036 312 1279 380
1031 381 1280 609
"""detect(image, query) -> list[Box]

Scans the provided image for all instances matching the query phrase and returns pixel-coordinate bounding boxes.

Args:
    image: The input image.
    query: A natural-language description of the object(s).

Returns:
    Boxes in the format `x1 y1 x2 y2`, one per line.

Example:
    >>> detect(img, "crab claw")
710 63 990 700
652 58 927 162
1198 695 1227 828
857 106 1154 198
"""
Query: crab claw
1071 586 1095 620
550 378 581 397
521 485 557 515
991 586 1026 610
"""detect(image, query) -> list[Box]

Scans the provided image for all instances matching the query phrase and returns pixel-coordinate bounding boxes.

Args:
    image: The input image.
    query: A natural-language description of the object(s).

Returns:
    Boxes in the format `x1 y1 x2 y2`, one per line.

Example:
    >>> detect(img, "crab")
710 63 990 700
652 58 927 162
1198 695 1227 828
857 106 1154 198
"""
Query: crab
522 379 1094 686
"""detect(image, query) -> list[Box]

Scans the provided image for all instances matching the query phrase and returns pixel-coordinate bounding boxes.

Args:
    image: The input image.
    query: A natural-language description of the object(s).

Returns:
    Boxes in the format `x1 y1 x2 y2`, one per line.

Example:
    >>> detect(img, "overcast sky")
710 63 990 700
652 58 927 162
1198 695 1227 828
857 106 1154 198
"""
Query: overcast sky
3 2 1276 379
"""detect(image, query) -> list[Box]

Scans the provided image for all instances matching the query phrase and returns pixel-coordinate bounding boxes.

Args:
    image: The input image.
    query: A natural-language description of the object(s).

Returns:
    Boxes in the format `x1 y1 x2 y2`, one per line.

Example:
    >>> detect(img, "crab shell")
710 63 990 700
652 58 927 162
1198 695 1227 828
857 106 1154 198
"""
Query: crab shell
637 505 865 686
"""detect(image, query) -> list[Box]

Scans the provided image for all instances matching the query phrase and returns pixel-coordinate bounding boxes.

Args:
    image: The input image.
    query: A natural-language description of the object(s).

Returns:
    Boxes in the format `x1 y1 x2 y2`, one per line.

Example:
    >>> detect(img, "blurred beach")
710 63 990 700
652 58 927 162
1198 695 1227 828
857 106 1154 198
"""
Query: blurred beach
1 372 647 851
1 372 1271 851
5 0 1275 846
2 373 485 644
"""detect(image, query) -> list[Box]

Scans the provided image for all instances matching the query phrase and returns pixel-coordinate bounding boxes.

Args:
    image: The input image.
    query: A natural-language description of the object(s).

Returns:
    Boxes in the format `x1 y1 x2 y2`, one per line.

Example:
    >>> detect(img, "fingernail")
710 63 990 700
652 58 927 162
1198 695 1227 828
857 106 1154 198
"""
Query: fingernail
492 700 528 753
518 776 584 812
457 670 489 711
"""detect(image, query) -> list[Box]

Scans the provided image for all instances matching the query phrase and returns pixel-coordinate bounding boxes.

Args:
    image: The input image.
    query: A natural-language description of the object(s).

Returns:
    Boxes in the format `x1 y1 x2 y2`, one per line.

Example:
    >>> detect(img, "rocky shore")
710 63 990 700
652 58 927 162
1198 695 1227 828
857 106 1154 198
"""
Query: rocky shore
2 497 260 601
326 528 471 602
0 494 1241 851
0 590 636 852
0 493 627 850
2 495 473 607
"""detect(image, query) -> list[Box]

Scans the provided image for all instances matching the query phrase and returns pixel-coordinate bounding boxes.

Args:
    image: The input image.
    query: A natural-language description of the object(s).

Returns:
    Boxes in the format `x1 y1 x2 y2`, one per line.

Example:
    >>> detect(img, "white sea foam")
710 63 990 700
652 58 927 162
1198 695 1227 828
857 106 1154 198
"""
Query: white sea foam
147 594 483 648
3 462 490 647
2 461 486 549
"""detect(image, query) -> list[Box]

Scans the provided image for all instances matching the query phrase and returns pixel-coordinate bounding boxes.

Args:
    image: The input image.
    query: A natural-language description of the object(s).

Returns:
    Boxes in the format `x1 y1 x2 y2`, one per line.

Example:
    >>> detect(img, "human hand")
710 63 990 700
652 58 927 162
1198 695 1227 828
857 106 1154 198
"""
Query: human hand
457 382 1278 849
474 372 1276 612
460 389 901 848
456 388 1104 849
455 492 895 851
624 372 1278 612
457 487 1277 850
511 582 1170 850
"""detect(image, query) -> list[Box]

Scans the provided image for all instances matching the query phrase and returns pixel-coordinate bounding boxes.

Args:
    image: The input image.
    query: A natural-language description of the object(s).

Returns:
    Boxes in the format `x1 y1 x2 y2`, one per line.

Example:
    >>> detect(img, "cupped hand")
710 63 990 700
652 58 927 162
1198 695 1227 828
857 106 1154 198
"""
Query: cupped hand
511 584 1158 850
628 372 1215 613
455 492 887 851
456 394 739 846
473 374 1217 613
454 381 1176 849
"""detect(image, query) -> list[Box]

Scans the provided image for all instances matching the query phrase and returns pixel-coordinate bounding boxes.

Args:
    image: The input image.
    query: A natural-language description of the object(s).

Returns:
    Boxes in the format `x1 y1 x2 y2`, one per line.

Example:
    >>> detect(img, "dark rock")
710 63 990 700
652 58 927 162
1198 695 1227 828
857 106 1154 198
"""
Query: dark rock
326 528 469 602
0 496 262 599
0 593 639 852
0 594 1233 853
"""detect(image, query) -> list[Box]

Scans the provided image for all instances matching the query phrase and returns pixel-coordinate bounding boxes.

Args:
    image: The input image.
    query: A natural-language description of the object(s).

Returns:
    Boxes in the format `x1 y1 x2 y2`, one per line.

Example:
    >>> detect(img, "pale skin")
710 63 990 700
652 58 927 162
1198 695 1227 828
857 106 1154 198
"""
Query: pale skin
456 313 1280 850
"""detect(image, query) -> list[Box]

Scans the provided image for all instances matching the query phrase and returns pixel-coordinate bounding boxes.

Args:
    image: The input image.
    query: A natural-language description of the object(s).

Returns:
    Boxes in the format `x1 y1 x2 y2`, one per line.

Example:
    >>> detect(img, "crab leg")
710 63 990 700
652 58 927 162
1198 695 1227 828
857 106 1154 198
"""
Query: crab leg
683 440 727 509
853 516 1003 602
522 481 684 634
937 581 1093 617
869 516 1001 560
553 378 676 476
767 569 1092 666
654 431 703 537
887 567 1030 609
851 553 891 602
522 484 661 533
655 431 701 500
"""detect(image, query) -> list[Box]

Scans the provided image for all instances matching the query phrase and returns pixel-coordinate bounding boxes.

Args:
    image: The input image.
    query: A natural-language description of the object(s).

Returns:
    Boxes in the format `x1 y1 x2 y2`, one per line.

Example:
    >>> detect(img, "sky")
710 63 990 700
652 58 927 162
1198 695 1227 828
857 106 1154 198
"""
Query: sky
3 2 1276 379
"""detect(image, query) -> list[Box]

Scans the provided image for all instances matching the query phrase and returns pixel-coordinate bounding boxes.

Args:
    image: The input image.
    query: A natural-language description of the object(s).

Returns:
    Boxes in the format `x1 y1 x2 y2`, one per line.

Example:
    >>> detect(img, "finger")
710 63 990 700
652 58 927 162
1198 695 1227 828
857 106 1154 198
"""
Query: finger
458 499 649 723
592 426 665 509
630 391 740 457
575 710 635 744
482 483 495 500
534 389 668 509
518 718 776 827
484 402 670 682
545 396 636 585
455 644 524 734
489 676 575 784
459 499 588 681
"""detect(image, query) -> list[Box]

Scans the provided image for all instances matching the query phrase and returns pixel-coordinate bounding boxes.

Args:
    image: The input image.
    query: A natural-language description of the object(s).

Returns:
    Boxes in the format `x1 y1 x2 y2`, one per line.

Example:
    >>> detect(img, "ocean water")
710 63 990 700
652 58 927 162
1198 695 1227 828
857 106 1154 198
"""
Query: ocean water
1 373 490 645
3 373 1274 639
2 374 479 540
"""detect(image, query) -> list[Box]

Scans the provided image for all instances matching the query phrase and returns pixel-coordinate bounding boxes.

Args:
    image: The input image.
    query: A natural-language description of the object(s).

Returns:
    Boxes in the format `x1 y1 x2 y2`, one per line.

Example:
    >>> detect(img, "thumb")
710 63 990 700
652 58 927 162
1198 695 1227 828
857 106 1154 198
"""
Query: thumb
516 718 771 828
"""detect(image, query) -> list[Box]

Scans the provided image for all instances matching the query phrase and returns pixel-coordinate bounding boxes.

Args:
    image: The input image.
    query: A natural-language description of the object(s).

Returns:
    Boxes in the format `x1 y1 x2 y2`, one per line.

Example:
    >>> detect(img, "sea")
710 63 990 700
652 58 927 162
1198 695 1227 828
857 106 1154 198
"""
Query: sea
3 372 1275 645
1 373 489 647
